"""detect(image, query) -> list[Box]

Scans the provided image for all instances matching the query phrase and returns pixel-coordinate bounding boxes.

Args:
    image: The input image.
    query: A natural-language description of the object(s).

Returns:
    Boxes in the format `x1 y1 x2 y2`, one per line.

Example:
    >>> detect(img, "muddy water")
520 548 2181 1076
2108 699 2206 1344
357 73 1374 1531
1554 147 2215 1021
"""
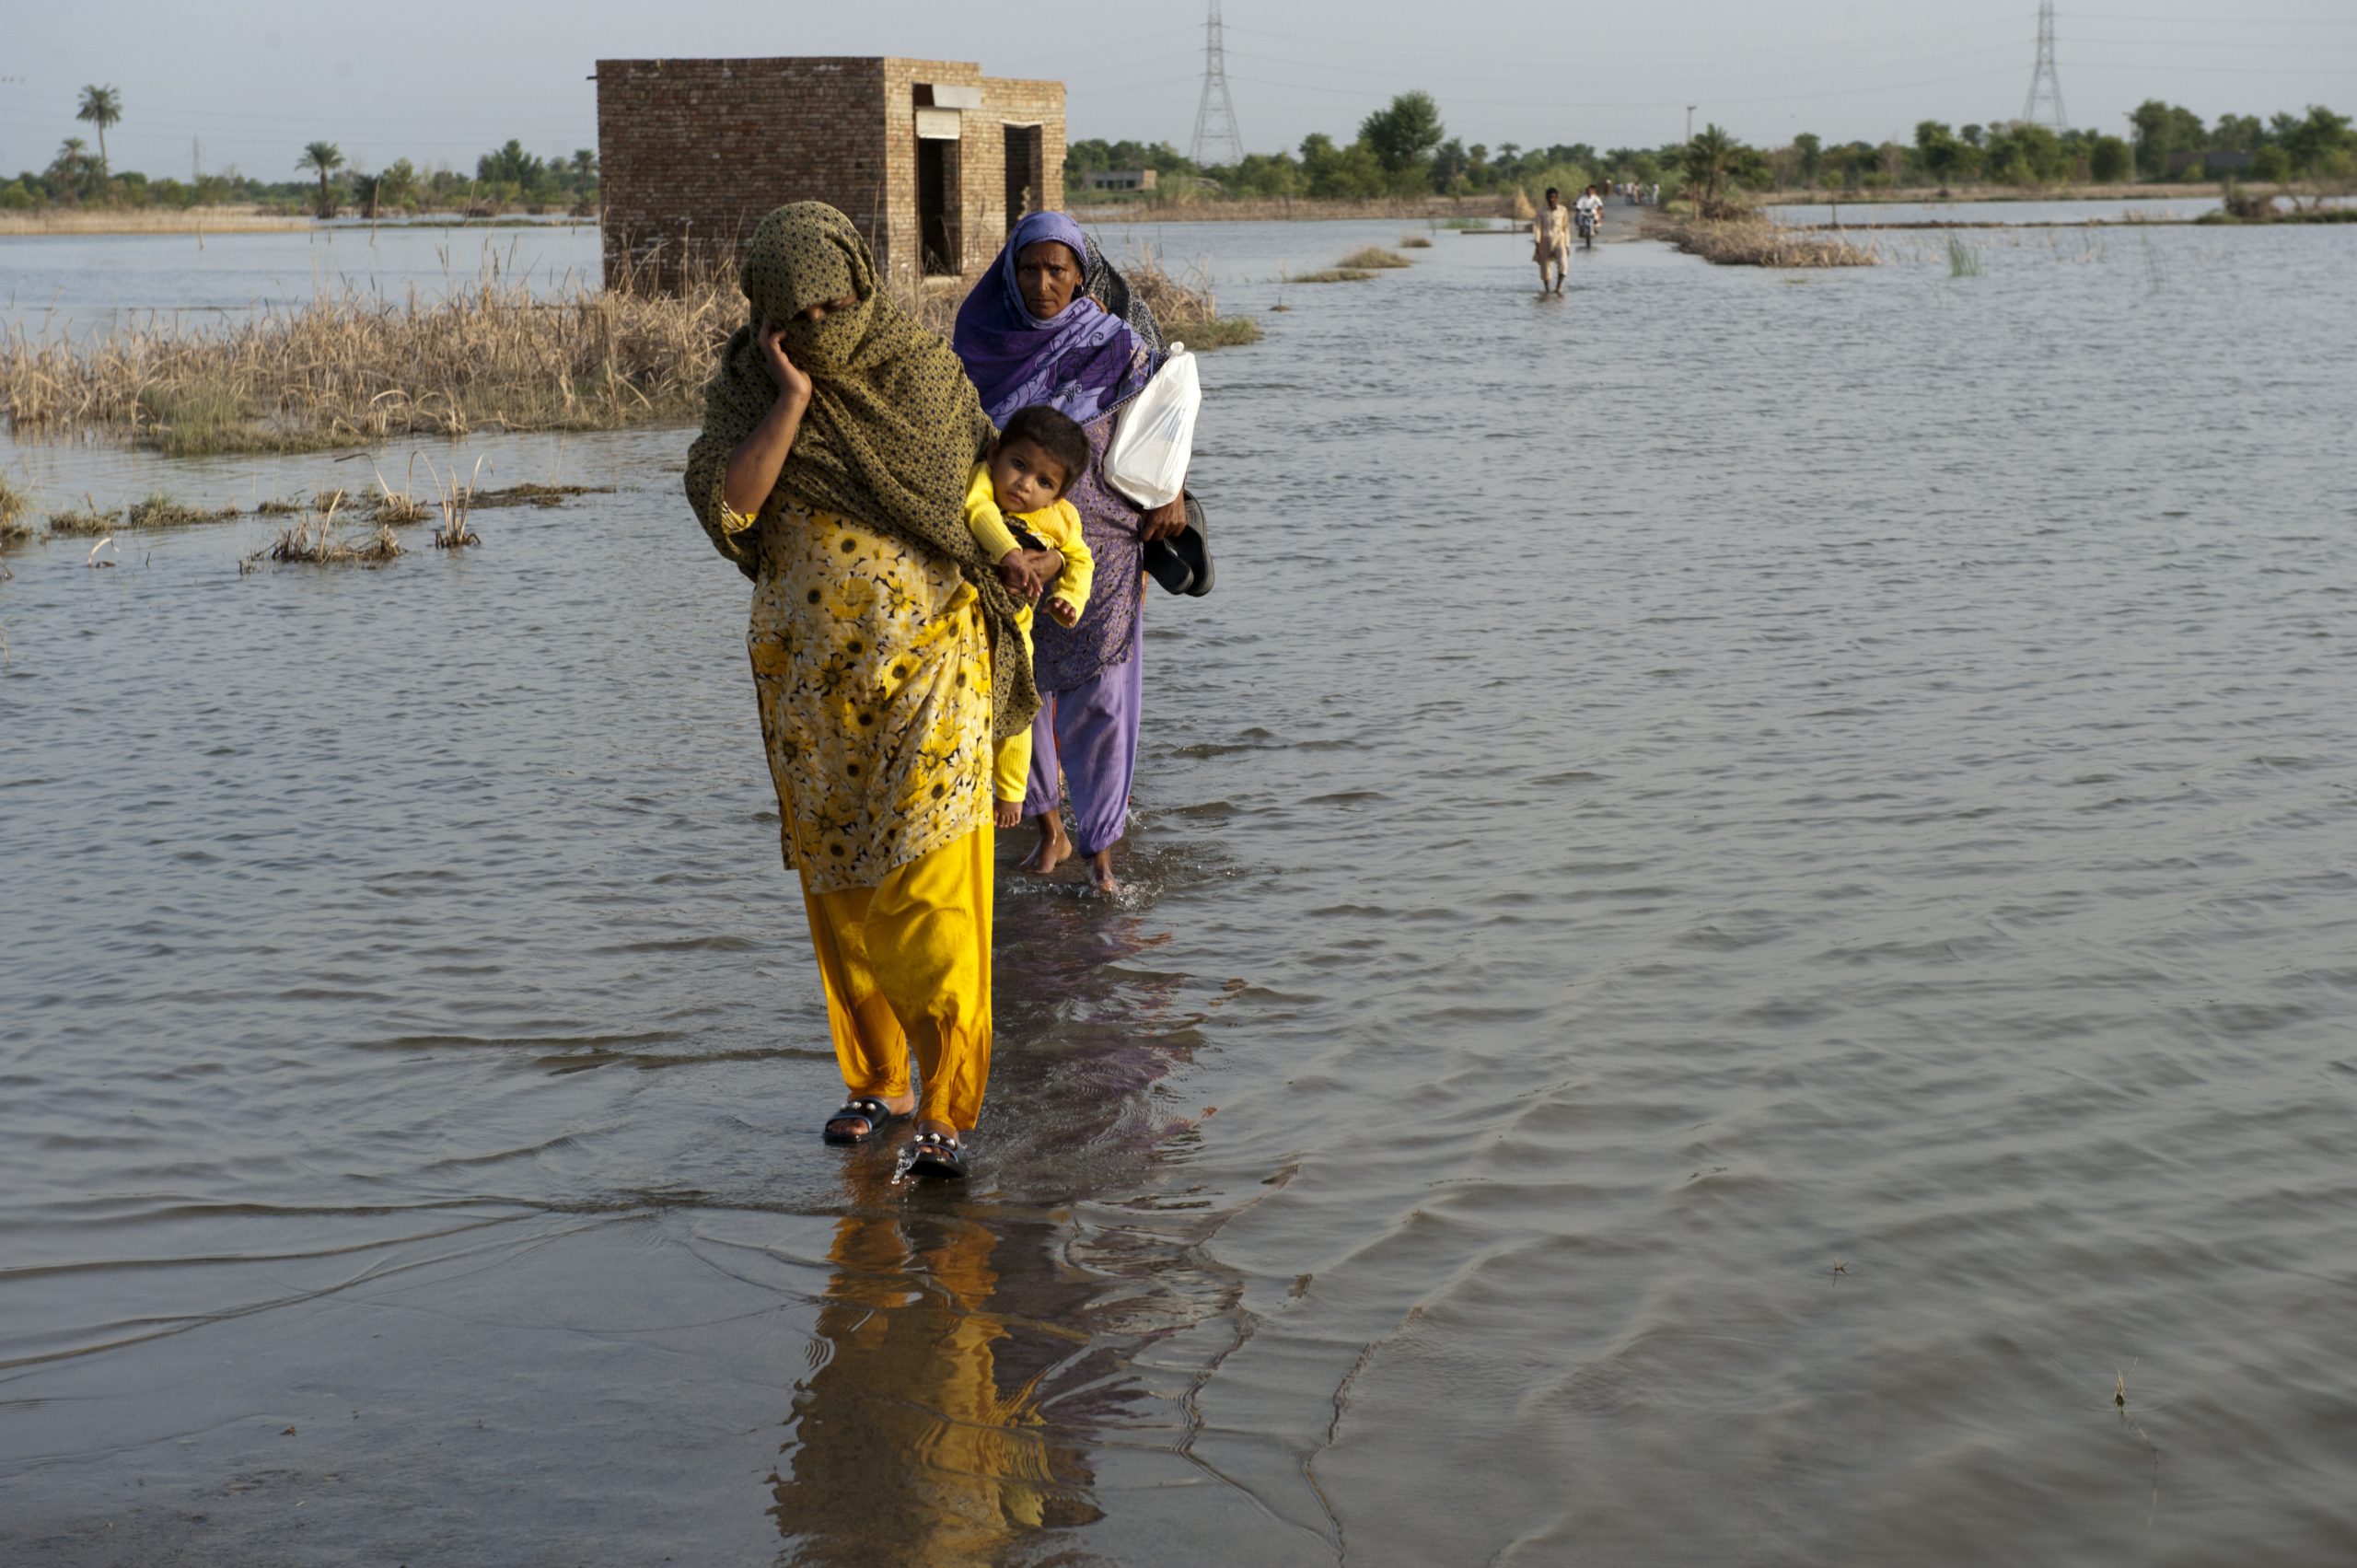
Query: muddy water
5 218 2357 1565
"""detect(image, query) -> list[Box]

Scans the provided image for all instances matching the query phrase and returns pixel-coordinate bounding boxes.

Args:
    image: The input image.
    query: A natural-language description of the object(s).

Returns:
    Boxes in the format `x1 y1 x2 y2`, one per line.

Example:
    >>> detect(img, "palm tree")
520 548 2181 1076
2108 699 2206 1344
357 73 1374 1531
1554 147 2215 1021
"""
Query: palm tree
76 85 122 186
50 137 92 200
350 169 384 220
297 140 344 218
1680 123 1744 214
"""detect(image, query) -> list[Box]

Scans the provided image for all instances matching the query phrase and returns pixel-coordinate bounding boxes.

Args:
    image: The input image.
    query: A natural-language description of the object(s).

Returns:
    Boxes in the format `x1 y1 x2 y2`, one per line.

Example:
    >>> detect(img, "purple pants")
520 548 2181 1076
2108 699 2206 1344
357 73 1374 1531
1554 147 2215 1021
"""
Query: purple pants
1022 611 1143 855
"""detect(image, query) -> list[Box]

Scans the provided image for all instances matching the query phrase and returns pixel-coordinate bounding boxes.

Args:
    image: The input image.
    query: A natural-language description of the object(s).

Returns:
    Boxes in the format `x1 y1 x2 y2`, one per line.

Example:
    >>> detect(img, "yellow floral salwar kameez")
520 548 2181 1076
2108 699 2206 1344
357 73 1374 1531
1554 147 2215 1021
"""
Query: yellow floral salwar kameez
688 203 1028 1146
725 495 998 1131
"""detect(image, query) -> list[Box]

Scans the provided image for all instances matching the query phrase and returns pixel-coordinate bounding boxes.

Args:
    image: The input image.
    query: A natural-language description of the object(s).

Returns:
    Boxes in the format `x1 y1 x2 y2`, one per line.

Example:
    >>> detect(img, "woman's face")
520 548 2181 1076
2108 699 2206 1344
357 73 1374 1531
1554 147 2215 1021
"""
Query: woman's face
1015 241 1085 319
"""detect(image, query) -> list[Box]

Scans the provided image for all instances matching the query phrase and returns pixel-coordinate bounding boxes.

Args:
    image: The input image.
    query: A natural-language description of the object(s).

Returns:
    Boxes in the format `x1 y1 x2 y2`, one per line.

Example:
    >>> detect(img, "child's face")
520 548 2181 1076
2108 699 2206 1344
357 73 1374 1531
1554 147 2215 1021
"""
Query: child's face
990 436 1071 517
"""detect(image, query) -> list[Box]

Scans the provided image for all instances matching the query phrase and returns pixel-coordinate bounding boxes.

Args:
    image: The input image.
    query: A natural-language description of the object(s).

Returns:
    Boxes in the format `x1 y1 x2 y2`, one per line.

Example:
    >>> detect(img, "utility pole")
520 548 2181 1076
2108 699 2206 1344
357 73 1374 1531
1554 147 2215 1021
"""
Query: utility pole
1686 105 1698 143
1189 0 1244 168
2022 1 2069 131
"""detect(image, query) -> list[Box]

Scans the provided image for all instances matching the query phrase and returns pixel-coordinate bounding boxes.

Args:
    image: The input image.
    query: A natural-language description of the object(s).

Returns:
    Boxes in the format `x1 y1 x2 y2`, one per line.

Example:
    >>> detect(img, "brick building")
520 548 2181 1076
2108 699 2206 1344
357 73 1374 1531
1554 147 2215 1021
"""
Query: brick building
594 56 1065 292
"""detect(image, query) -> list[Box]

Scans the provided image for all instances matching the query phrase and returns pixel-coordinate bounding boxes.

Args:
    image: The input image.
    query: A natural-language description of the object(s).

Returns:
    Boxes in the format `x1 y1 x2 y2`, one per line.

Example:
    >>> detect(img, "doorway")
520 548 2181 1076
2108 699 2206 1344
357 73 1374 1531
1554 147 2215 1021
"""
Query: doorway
917 136 961 275
1003 124 1043 235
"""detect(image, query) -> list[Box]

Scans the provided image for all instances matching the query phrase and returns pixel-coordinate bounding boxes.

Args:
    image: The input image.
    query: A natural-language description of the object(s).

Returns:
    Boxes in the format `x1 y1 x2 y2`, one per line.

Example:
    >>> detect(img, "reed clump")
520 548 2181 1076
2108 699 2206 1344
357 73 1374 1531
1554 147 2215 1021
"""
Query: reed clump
1399 234 1434 249
1947 236 1985 277
3 249 742 454
126 492 242 528
1659 212 1878 268
414 455 482 550
0 469 30 546
243 494 405 571
1338 246 1414 270
468 482 611 509
1291 268 1376 284
1122 248 1262 350
45 497 119 537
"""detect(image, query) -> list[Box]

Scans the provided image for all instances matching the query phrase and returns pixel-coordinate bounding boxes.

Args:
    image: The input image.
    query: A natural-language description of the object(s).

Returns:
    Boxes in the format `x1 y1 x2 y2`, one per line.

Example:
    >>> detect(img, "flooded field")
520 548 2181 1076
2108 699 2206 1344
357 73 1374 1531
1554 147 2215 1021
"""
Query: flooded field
5 216 2356 1564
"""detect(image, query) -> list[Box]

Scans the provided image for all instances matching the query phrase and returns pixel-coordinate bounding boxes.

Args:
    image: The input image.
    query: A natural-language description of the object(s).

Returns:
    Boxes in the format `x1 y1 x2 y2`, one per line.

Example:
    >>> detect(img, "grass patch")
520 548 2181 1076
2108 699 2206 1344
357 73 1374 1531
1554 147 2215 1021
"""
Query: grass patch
1947 236 1984 277
5 248 744 452
45 498 119 537
126 491 242 528
430 458 483 550
1121 245 1261 351
254 494 308 515
1399 234 1434 249
1658 212 1878 268
0 469 30 546
1290 268 1376 284
467 482 614 509
240 493 404 572
1338 246 1413 270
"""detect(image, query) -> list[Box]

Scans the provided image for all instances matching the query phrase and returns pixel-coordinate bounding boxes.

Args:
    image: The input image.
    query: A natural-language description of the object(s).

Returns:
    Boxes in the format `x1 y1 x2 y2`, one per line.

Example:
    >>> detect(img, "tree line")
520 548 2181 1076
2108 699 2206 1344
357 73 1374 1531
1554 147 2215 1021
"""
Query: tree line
1 85 599 216
1068 91 2356 203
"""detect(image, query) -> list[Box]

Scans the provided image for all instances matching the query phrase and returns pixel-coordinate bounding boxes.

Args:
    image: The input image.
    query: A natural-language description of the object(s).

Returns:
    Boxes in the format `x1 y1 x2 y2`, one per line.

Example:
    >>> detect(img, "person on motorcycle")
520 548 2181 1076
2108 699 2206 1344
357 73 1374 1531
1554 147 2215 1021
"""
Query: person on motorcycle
1574 184 1604 248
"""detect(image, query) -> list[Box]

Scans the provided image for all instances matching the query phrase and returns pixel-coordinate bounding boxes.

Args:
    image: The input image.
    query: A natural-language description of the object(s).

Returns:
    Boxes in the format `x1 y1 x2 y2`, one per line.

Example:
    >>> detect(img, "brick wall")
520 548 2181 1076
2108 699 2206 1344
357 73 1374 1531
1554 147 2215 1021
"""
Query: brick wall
596 55 1063 296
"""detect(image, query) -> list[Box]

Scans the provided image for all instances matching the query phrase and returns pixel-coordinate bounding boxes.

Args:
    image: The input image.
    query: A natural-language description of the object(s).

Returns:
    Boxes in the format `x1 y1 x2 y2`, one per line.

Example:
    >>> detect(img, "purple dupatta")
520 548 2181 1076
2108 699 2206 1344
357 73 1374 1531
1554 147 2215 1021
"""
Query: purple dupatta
953 213 1155 426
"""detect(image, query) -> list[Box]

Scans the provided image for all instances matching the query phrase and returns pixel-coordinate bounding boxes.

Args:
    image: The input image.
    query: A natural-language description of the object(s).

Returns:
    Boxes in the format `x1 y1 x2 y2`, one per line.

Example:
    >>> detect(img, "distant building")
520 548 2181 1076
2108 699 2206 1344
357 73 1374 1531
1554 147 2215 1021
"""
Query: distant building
595 57 1065 291
1083 168 1159 193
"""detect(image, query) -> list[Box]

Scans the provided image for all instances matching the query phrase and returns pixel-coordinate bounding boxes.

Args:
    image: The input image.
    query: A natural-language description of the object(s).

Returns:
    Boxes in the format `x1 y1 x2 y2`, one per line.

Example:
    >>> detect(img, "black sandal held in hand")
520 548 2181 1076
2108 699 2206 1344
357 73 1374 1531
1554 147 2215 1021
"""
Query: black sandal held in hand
822 1097 907 1145
907 1129 969 1180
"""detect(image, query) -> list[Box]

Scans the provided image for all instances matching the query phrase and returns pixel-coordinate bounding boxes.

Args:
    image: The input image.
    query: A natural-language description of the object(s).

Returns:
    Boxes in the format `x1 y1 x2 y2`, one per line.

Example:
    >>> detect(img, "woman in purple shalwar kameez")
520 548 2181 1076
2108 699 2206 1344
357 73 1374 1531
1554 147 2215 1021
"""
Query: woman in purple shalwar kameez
953 213 1190 893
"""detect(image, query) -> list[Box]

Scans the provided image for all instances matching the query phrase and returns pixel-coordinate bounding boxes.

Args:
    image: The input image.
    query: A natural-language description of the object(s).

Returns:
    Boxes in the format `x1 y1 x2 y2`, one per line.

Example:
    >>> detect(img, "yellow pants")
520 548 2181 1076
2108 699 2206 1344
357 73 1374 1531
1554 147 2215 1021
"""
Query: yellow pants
798 821 994 1130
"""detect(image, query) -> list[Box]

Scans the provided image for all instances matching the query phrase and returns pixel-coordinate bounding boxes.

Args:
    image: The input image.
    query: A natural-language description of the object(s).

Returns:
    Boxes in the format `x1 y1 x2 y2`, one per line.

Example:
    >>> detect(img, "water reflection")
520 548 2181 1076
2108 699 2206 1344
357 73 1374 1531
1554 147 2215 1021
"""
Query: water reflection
766 864 1228 1562
772 1197 1102 1563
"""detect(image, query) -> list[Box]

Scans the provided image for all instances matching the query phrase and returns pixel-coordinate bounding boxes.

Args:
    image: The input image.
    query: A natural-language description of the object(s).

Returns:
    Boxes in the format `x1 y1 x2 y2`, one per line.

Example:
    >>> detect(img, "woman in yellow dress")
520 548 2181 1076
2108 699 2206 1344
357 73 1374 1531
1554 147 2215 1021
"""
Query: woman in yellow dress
684 203 1062 1179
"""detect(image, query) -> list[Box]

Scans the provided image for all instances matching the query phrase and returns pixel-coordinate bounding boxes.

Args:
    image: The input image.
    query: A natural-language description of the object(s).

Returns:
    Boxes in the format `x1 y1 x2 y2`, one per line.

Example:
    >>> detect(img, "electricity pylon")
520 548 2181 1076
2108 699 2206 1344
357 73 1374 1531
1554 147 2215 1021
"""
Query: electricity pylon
2022 1 2069 131
1190 0 1244 168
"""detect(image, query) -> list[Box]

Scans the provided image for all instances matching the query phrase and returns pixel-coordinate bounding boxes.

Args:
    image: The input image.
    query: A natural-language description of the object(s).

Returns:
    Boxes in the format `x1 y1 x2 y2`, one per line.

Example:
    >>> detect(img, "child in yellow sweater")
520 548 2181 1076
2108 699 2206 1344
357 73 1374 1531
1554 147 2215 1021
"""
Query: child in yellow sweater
964 404 1096 827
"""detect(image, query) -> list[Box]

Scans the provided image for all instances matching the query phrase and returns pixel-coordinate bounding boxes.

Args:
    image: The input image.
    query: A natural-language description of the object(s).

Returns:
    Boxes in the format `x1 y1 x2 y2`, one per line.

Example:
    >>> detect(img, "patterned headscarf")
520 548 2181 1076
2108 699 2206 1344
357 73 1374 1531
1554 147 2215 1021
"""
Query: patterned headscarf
953 212 1161 425
686 203 1036 740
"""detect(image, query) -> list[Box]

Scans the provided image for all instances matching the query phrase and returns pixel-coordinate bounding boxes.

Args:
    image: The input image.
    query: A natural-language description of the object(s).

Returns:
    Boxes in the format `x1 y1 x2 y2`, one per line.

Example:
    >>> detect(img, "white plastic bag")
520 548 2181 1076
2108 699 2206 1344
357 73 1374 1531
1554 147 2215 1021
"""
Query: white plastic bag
1105 343 1200 510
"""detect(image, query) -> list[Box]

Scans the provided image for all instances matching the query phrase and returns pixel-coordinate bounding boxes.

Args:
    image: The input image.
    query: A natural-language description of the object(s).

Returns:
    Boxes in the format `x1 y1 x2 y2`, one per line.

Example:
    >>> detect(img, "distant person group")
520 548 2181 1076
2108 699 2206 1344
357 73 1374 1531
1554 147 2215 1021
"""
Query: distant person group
686 203 1200 1180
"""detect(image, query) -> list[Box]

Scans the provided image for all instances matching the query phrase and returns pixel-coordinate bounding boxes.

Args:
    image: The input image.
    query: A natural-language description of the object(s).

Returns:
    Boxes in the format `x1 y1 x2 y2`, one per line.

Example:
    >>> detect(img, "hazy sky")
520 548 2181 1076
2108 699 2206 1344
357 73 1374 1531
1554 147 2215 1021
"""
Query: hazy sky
4 0 2351 180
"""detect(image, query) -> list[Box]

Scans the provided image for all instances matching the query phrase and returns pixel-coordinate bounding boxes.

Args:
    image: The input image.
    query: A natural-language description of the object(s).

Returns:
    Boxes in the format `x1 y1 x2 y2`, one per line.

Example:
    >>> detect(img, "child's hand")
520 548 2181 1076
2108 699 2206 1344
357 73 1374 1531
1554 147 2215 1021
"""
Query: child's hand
995 556 1032 595
993 797 1023 829
1048 596 1079 627
1014 547 1062 600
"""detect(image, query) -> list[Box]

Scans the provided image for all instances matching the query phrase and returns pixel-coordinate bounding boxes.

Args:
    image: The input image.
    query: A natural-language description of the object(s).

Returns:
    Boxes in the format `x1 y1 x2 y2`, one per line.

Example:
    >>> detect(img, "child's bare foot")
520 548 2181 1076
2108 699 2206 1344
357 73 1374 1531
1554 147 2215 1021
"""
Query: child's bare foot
993 797 1022 829
1021 815 1071 874
1084 847 1120 896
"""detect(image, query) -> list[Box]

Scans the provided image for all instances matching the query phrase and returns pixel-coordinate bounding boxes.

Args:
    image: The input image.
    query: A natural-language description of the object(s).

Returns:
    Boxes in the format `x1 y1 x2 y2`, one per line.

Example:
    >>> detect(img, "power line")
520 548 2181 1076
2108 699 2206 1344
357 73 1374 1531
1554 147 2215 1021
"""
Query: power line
2025 1 2072 129
1189 0 1244 167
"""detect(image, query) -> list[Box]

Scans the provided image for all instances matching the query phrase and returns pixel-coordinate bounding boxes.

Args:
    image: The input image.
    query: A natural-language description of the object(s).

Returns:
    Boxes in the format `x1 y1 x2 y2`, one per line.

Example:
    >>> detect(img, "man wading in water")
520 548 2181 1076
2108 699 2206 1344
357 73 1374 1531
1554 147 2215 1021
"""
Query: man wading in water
1533 187 1573 296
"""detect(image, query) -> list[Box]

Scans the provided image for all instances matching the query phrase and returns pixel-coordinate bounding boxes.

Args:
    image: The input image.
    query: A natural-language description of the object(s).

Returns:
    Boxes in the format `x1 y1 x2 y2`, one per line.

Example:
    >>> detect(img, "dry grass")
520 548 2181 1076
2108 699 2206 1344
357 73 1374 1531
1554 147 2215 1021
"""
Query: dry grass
1290 268 1376 285
1399 234 1434 249
126 492 241 528
2 248 742 453
469 482 613 508
366 456 434 525
240 493 404 571
1655 212 1879 268
427 455 482 549
45 497 119 537
1071 194 1514 223
1338 246 1414 271
0 207 312 236
254 494 308 515
1121 247 1263 350
0 469 29 547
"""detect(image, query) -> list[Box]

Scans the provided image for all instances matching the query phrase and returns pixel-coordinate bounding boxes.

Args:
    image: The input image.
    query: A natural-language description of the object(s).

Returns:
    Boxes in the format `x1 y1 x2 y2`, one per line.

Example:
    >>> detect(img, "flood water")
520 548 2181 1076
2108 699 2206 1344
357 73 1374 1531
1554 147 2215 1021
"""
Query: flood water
6 216 2357 1565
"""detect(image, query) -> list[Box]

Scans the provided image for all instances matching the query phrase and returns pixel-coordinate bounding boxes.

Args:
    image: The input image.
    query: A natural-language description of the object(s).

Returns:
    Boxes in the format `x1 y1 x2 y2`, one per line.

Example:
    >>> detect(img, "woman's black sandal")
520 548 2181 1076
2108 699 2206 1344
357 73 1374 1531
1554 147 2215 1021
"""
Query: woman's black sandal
907 1129 969 1180
822 1097 907 1145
